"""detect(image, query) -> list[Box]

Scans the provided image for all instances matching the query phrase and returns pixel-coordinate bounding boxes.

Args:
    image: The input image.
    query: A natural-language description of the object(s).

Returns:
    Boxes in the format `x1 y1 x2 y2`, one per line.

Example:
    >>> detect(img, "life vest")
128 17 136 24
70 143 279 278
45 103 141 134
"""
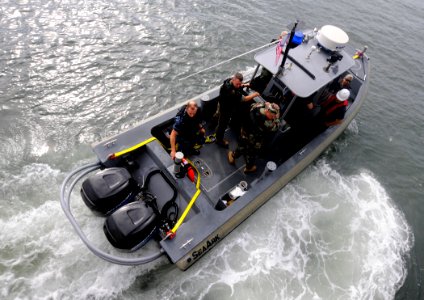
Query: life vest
325 100 348 116
320 95 348 117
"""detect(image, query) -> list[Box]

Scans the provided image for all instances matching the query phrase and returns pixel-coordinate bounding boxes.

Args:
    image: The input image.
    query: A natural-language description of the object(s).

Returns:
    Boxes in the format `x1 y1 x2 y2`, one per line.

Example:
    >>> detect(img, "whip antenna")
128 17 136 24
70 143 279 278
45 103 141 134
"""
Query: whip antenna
177 40 279 81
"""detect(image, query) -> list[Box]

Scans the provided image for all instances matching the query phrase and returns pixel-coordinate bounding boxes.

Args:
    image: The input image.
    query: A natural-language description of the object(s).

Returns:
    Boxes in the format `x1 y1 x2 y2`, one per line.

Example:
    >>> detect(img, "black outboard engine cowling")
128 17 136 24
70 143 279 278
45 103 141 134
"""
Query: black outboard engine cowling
103 201 157 250
81 167 135 215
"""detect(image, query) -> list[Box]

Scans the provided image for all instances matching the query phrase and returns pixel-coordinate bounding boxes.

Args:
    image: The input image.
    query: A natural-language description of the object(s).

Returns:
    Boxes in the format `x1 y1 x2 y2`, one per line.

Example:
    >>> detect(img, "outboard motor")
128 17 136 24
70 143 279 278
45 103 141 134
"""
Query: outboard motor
103 168 179 250
103 201 157 250
81 167 135 215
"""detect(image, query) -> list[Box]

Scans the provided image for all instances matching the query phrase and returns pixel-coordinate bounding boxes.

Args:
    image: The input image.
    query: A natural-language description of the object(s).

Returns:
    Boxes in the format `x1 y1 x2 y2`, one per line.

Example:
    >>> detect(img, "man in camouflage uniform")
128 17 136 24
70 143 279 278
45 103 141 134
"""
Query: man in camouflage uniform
227 102 280 173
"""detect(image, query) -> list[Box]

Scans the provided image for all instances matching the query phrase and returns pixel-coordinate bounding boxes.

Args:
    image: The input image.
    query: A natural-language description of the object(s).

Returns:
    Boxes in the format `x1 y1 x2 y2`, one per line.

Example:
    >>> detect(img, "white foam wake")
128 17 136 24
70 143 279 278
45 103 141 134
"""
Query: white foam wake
139 160 413 300
0 164 168 300
0 161 413 300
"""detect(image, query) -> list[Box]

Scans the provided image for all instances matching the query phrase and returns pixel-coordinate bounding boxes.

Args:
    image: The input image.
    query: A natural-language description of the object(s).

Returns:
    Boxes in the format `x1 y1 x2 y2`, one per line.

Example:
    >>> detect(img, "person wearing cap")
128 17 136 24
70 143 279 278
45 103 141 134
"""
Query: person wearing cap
215 72 260 148
170 100 205 160
227 101 280 173
317 88 350 128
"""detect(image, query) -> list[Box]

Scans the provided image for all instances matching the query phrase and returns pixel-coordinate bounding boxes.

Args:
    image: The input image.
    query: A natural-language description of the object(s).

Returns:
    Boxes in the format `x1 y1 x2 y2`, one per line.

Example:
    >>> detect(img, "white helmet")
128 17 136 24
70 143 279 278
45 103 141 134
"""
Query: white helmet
336 88 350 101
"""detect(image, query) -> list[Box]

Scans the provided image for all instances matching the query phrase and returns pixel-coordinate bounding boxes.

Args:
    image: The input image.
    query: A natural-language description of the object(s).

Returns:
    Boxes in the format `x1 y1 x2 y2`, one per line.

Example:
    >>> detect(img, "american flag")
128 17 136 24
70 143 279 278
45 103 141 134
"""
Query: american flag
275 34 289 65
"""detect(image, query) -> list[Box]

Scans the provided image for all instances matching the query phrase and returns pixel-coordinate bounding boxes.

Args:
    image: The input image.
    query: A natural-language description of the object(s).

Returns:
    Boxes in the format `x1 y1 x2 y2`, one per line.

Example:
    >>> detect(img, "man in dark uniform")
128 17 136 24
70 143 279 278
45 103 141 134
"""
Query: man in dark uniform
170 100 205 159
215 72 259 148
227 102 280 173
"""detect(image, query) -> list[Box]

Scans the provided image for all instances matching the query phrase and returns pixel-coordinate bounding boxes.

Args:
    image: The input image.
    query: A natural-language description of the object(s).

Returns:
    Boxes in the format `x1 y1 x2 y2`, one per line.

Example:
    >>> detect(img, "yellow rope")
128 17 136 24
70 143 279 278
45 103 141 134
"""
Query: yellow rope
170 159 201 235
109 137 157 159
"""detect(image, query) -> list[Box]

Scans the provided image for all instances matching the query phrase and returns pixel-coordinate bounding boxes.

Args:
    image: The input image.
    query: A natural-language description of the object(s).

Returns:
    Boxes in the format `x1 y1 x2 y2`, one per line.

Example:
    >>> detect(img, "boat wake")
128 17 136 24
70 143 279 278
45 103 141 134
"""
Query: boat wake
132 160 413 300
0 160 412 299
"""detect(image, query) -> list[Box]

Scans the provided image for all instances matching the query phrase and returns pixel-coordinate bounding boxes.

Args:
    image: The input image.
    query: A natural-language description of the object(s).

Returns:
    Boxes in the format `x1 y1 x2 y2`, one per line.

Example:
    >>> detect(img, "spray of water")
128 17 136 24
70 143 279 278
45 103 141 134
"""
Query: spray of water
0 156 413 300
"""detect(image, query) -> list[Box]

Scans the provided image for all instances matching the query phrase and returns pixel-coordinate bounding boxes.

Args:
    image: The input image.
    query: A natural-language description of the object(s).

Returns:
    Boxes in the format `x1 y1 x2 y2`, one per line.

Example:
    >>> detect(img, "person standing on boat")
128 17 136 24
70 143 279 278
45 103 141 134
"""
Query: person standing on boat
170 100 205 160
215 72 260 148
316 88 350 129
227 102 280 173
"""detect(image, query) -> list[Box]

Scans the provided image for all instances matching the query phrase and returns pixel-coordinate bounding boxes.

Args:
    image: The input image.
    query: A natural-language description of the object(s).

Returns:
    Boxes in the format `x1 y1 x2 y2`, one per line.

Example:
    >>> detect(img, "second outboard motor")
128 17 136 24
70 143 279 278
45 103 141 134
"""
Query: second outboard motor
103 201 157 250
81 167 135 215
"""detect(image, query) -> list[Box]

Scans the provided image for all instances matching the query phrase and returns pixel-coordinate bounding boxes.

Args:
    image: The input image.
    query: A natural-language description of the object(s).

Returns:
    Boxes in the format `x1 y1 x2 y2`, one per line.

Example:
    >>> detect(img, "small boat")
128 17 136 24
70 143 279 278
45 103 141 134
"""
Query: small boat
60 22 370 270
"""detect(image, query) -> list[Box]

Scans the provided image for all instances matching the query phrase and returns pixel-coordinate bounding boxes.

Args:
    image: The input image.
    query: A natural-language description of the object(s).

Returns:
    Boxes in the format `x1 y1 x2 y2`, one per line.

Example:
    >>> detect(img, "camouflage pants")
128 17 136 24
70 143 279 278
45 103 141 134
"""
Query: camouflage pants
233 130 263 168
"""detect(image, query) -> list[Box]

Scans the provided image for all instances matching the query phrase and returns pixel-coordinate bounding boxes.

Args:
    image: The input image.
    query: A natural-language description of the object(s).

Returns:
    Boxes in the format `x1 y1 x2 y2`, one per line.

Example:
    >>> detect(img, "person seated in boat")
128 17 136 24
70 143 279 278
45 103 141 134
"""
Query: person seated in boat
227 102 280 173
330 74 353 93
215 72 260 148
318 74 353 104
170 100 205 160
315 88 350 131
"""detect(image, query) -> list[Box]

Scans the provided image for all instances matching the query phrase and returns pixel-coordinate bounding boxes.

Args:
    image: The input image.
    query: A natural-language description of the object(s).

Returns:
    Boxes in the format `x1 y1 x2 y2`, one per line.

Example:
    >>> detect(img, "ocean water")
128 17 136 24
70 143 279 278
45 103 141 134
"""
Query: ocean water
1 0 423 299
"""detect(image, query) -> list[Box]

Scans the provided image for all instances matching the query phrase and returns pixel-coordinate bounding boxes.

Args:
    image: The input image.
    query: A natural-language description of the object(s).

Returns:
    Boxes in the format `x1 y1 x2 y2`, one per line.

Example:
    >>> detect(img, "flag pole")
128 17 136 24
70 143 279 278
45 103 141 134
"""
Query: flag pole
276 21 298 77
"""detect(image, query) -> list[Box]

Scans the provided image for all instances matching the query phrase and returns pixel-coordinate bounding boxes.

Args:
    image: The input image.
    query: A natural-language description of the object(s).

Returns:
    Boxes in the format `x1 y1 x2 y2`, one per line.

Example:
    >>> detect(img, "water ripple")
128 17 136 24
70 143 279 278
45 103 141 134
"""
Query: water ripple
0 0 423 299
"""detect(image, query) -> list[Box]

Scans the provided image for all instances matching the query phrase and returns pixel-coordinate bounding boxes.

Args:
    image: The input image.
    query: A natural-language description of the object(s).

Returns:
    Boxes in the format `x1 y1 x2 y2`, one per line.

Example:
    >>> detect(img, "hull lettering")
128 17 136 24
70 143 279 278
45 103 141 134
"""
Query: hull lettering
191 235 220 260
